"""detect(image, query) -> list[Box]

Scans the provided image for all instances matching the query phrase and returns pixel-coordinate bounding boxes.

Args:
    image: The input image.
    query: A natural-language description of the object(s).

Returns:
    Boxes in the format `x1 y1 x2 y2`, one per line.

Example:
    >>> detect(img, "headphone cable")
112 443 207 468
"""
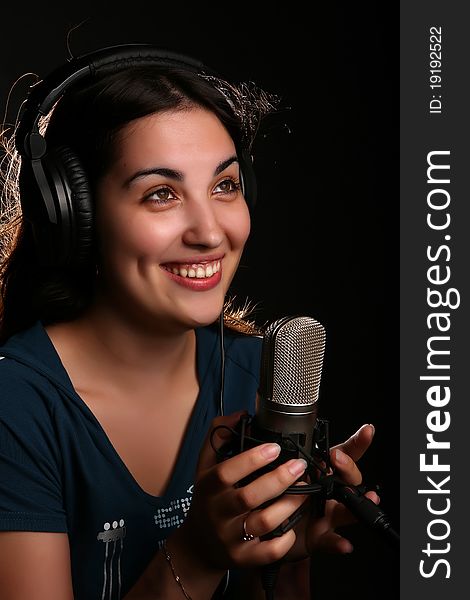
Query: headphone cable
218 311 225 414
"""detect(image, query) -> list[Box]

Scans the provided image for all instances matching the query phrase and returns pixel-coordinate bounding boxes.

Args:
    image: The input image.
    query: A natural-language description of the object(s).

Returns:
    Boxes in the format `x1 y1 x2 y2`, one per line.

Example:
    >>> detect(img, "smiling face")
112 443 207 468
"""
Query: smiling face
93 106 251 333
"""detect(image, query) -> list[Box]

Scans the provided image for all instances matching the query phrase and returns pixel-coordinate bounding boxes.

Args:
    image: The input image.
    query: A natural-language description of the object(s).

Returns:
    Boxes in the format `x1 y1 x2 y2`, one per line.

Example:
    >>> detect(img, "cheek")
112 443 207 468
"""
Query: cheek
226 204 251 250
97 212 176 260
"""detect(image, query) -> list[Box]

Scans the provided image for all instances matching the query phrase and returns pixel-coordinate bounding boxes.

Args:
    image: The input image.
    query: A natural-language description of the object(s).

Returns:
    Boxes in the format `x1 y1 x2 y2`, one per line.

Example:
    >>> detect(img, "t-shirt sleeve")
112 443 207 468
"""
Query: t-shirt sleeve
0 363 67 532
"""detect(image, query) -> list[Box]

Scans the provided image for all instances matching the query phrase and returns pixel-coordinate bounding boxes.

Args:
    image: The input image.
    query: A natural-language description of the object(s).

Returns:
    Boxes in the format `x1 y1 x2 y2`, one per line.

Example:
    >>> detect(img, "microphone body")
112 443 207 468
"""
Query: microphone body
251 316 327 600
247 315 399 549
215 314 399 551
252 315 326 458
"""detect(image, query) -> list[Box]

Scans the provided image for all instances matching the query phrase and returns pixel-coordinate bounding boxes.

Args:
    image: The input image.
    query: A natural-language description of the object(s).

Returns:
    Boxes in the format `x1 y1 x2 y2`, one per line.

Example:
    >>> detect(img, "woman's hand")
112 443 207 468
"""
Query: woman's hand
289 423 380 559
157 418 379 600
172 411 309 571
167 417 379 599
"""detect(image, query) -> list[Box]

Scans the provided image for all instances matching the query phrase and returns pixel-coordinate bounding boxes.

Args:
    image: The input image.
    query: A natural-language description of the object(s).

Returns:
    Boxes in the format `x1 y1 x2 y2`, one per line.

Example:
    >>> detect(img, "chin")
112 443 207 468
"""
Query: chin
178 300 225 330
184 310 222 329
172 287 226 325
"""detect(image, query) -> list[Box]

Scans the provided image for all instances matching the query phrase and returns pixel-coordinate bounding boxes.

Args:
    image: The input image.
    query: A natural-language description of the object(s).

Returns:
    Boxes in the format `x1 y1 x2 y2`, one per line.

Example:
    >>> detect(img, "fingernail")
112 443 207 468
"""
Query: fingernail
367 424 375 437
334 449 348 465
288 458 308 476
261 443 281 459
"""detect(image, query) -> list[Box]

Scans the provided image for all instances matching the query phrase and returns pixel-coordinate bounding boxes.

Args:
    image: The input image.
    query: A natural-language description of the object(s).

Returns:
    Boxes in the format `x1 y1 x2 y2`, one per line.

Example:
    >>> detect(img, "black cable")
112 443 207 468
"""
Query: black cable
218 311 230 595
261 560 282 600
218 311 225 417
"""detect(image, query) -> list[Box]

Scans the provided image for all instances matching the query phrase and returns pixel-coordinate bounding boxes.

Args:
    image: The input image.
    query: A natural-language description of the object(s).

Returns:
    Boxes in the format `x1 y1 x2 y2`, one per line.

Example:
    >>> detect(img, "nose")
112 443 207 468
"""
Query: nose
182 199 224 249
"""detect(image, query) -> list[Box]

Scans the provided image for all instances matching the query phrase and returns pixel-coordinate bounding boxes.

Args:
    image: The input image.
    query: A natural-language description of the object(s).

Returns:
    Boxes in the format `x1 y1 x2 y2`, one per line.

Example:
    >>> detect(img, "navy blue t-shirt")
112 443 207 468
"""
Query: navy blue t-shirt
0 321 262 599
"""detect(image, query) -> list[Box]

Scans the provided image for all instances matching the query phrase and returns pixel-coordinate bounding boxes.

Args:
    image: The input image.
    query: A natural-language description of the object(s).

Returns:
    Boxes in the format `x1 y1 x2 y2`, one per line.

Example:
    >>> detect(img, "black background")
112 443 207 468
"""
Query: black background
0 2 399 598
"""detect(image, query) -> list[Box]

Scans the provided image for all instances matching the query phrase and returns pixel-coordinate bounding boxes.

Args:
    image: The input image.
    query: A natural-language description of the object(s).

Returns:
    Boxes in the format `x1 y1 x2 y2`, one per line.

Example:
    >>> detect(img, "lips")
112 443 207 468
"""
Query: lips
160 258 223 291
161 259 221 279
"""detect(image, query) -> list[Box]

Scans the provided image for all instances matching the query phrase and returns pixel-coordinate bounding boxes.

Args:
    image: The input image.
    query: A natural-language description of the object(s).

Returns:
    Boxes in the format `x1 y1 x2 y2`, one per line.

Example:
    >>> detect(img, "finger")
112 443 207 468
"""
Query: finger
223 458 308 515
311 531 354 555
322 490 381 529
244 493 308 539
323 498 368 530
235 530 297 567
312 490 381 555
200 442 284 498
365 490 380 505
331 424 375 463
196 411 247 474
331 448 363 486
324 498 356 529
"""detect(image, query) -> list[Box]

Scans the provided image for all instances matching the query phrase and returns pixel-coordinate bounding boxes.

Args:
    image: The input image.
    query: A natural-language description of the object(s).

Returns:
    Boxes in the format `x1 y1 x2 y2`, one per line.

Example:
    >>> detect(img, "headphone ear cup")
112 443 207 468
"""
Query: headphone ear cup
46 146 94 269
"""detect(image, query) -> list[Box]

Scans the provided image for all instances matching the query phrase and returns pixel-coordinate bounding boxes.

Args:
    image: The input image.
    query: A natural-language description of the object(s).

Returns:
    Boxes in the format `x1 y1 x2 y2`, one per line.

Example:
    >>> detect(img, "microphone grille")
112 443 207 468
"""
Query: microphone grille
260 315 326 407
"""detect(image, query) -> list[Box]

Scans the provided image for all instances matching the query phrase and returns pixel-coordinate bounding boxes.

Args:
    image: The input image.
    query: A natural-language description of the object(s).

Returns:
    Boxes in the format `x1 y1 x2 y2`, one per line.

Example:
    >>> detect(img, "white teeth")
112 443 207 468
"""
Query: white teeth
165 260 221 279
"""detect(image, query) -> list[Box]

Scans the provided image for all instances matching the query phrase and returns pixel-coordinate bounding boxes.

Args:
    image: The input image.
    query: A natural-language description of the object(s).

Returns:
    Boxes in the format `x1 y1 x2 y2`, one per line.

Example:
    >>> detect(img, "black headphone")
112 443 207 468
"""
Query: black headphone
15 44 257 269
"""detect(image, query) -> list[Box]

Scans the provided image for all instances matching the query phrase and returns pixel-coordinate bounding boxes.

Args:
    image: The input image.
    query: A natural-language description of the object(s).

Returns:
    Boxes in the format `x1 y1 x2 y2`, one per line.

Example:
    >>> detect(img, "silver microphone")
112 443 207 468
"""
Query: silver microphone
251 315 400 548
254 315 326 455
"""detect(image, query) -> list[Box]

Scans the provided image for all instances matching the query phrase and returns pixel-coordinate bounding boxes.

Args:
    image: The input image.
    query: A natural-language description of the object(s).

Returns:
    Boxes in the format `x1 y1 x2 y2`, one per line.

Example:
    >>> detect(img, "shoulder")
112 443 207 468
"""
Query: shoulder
218 326 263 414
0 323 65 419
0 327 69 474
196 322 263 382
0 357 60 436
221 304 264 374
223 327 263 379
0 355 65 487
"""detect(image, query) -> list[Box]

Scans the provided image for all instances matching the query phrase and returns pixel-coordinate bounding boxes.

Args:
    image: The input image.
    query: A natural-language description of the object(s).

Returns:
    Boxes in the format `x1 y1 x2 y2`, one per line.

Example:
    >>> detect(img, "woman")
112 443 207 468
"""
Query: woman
0 45 377 599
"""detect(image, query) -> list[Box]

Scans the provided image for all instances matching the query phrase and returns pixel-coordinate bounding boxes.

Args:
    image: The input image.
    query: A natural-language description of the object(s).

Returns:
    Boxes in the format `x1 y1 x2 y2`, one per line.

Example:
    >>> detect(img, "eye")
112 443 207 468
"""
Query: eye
143 186 178 206
213 177 242 196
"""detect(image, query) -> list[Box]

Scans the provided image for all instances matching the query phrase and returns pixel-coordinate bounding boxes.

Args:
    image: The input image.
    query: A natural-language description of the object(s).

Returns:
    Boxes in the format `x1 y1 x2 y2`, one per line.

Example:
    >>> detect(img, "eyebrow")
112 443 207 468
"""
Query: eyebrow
124 155 239 187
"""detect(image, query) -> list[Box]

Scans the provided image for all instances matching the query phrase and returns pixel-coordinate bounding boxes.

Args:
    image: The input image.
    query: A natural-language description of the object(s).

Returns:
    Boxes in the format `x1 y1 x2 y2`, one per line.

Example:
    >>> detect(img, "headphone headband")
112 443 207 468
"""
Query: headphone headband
16 44 217 158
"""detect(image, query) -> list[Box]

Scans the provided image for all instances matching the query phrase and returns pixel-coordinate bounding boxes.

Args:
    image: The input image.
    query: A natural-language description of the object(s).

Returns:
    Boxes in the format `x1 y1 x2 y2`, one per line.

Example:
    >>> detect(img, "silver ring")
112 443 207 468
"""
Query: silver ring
242 518 255 542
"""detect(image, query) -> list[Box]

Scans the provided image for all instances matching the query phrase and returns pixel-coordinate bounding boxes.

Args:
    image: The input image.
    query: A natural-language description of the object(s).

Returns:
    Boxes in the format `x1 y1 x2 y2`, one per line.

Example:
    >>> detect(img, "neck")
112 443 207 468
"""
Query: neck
48 303 199 393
